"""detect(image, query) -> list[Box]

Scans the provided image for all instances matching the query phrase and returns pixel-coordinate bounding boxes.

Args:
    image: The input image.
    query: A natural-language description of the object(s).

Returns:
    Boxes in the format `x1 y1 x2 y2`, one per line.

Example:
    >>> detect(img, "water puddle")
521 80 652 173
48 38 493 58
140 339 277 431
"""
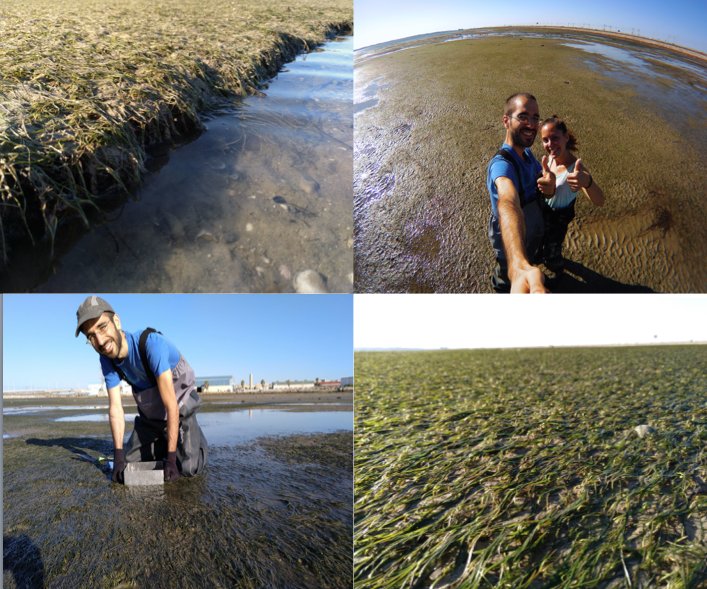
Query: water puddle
561 39 706 147
563 41 650 69
30 36 353 293
4 405 106 415
55 413 137 422
54 408 353 445
196 409 353 445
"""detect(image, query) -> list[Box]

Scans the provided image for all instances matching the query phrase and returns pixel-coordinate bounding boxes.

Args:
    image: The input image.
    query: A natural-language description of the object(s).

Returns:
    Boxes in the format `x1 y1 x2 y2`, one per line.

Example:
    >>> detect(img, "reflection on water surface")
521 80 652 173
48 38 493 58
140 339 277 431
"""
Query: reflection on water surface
53 408 353 445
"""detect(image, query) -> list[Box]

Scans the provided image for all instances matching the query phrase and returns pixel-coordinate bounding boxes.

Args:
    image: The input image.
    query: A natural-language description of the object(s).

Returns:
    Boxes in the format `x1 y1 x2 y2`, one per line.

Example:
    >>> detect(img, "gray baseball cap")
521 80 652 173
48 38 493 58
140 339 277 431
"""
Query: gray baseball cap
75 296 114 337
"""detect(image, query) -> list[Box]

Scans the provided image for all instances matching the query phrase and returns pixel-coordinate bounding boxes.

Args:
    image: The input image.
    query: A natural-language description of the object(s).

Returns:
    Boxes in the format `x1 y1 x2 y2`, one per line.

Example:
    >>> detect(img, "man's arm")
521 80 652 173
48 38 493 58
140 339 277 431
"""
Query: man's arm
107 385 125 450
156 369 179 453
495 176 547 293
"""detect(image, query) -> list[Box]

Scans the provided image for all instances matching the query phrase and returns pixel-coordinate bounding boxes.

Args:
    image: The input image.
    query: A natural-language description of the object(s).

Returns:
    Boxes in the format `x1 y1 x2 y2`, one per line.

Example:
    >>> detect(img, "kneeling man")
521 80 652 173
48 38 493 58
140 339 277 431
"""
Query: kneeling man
76 296 208 483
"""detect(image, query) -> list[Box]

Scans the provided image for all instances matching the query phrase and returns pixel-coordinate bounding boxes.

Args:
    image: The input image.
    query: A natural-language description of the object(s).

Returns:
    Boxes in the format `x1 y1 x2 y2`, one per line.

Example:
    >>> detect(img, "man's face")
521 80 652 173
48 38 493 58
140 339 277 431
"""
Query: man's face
82 312 121 359
504 97 540 148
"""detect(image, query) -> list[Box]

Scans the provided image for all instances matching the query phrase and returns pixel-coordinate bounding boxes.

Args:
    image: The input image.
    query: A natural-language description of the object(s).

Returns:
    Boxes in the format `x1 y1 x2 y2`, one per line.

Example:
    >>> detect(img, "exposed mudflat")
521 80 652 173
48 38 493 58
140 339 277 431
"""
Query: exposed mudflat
3 397 352 588
354 28 707 292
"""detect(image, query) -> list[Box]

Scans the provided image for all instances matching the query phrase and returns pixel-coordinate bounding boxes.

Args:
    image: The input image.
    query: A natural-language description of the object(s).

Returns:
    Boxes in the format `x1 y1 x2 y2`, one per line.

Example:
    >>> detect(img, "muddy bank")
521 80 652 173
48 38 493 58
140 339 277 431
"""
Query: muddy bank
3 408 352 588
354 28 706 292
0 0 352 276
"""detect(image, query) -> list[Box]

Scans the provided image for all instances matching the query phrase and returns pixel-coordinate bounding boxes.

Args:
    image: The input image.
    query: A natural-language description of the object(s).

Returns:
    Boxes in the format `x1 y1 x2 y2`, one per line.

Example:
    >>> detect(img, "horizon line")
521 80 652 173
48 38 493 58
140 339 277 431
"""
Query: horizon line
355 341 707 352
355 24 707 58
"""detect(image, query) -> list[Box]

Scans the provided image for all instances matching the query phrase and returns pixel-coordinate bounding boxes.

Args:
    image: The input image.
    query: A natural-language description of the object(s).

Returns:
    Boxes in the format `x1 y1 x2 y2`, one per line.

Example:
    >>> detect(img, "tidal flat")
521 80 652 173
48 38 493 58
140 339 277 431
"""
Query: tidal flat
354 346 706 588
354 28 707 293
0 0 352 290
3 393 353 588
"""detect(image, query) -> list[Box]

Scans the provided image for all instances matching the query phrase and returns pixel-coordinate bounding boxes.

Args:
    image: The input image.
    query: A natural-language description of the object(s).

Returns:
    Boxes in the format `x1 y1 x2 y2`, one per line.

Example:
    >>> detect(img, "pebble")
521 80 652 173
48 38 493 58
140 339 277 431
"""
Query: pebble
245 223 253 232
279 264 292 280
293 270 328 293
299 176 320 195
163 212 185 240
196 229 217 242
633 424 656 438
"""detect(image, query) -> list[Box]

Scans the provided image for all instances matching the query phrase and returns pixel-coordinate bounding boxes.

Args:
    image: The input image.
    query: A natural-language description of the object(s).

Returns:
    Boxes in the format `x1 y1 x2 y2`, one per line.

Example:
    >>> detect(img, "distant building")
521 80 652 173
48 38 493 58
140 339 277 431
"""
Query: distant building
340 376 353 388
195 375 234 393
271 380 315 390
316 380 341 389
88 382 131 395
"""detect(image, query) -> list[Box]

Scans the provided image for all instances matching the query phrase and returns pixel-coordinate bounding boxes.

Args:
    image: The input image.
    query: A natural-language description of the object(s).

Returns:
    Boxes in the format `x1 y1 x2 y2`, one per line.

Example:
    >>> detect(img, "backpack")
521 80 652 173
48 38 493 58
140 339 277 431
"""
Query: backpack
111 328 161 389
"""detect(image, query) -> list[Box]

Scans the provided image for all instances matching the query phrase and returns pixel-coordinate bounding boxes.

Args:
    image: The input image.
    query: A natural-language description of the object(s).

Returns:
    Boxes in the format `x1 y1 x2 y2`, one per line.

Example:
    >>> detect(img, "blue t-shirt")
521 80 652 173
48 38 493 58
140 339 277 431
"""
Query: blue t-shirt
101 330 181 390
486 144 542 217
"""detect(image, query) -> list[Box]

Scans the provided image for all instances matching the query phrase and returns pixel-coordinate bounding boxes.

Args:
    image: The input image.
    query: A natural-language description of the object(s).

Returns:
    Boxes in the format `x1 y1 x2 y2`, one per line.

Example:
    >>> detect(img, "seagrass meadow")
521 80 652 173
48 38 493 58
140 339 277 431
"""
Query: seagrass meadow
354 346 706 588
0 0 351 268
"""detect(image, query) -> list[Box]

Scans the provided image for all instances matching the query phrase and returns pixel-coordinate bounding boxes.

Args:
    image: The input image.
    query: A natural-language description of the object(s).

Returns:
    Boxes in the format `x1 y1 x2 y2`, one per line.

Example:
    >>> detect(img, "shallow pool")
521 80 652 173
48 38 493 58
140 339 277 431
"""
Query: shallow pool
54 408 353 445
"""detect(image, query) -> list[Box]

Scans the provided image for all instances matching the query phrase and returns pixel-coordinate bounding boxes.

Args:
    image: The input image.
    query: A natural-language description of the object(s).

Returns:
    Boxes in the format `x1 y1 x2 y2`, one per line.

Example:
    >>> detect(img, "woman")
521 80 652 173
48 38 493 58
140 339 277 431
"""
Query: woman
538 115 605 272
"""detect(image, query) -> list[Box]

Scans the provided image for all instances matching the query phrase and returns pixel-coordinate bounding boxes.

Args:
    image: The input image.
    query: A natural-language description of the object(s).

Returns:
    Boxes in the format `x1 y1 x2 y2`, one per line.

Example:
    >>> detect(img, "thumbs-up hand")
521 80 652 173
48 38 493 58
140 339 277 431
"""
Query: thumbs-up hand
567 158 591 192
537 155 556 197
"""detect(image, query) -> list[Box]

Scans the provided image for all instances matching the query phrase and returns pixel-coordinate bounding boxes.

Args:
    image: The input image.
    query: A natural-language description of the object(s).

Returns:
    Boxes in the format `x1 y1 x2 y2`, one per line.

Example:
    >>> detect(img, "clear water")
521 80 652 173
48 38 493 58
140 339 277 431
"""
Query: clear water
34 37 354 293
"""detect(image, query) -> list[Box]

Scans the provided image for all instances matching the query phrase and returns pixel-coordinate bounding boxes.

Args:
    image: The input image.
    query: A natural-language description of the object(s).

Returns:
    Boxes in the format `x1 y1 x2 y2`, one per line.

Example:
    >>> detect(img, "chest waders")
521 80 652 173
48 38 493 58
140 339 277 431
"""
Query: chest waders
488 149 545 292
111 328 208 477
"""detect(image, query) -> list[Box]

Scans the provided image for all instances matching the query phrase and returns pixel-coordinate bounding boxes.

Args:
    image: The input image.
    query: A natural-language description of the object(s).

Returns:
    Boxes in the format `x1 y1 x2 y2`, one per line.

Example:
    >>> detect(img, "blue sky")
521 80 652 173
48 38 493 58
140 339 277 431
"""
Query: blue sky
354 0 707 52
3 295 353 390
355 295 707 350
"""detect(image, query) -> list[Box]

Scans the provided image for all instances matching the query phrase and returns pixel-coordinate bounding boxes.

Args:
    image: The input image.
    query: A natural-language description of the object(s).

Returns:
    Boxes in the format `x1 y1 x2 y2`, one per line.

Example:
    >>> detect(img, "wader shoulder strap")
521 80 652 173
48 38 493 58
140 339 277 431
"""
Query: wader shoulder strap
496 148 533 206
110 327 161 389
138 328 160 387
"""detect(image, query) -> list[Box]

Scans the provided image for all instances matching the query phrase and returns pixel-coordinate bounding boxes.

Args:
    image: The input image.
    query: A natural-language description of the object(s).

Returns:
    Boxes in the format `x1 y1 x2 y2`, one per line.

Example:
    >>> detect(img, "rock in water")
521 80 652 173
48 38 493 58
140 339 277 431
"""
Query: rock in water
293 270 328 293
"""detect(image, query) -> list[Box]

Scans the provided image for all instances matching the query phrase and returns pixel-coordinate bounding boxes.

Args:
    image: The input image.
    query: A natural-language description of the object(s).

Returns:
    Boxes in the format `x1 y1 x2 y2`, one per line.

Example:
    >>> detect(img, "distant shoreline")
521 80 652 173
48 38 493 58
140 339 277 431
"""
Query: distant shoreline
359 25 707 62
3 390 354 404
520 25 706 62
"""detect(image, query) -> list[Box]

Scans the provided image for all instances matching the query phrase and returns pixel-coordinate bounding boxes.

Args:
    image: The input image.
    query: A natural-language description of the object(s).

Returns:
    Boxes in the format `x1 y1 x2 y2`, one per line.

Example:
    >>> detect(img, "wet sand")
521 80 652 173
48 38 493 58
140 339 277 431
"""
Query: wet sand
3 398 352 588
354 29 707 292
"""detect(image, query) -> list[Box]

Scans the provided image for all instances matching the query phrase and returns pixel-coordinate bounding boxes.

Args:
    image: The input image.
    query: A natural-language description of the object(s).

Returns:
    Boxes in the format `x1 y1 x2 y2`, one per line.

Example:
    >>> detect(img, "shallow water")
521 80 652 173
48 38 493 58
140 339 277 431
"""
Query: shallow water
27 36 353 293
3 404 353 587
53 408 353 445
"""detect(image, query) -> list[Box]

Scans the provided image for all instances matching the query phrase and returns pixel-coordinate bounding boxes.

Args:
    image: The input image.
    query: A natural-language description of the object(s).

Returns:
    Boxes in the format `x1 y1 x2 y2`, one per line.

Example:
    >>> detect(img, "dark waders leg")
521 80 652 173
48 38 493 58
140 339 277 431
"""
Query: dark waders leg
124 412 207 477
540 201 576 271
124 415 167 463
178 412 208 477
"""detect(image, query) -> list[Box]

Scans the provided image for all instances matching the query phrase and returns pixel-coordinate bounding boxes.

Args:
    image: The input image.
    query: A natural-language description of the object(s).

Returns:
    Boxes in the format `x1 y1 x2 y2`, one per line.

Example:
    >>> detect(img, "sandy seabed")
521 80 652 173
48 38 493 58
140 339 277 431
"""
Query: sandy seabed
354 28 707 293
